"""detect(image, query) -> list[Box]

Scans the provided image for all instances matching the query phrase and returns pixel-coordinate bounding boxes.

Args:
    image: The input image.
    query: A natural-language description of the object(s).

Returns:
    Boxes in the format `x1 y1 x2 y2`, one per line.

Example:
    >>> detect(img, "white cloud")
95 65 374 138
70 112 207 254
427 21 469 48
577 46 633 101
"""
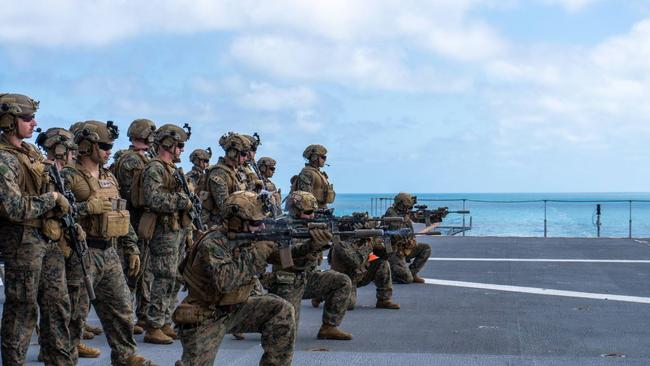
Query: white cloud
539 0 600 12
239 83 317 111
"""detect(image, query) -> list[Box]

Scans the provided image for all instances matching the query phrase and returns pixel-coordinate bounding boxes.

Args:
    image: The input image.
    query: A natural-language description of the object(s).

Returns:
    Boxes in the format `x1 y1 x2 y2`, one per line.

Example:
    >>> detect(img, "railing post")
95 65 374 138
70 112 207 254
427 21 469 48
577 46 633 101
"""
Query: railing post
629 200 633 239
462 199 467 237
544 200 548 238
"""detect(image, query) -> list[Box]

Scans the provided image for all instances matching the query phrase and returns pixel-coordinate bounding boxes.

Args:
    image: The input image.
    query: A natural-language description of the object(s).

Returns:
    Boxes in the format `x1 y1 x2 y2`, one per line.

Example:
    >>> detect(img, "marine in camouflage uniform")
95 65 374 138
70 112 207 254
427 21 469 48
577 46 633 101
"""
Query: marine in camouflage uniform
141 124 193 345
175 191 295 366
0 94 74 365
35 127 102 360
186 148 211 191
112 118 157 334
290 144 335 209
241 134 263 192
258 157 282 213
202 132 250 226
384 192 431 284
62 120 153 366
268 191 353 340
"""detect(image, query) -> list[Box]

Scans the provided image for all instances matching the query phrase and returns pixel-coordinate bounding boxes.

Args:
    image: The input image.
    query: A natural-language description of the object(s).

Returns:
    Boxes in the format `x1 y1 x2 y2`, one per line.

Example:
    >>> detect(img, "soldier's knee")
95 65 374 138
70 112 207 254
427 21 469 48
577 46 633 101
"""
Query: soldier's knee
418 243 432 256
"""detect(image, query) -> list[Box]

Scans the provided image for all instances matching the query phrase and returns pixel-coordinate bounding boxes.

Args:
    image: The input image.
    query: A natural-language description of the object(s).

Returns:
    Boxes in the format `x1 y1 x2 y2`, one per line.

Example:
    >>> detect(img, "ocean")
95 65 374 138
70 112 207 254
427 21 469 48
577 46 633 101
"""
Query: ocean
330 193 650 238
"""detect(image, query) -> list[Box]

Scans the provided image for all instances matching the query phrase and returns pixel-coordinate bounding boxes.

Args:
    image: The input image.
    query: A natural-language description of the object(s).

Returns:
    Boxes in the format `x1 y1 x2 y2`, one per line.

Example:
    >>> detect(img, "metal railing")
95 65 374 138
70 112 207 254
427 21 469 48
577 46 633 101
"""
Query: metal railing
370 197 650 238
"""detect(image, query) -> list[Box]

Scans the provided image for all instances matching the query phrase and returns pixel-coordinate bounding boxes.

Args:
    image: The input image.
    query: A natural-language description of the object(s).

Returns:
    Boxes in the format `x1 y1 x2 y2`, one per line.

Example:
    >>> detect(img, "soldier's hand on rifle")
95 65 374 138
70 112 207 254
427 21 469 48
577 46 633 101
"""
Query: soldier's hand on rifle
253 241 275 261
74 223 86 242
52 192 71 216
128 254 141 277
309 228 332 250
178 193 192 210
87 197 112 214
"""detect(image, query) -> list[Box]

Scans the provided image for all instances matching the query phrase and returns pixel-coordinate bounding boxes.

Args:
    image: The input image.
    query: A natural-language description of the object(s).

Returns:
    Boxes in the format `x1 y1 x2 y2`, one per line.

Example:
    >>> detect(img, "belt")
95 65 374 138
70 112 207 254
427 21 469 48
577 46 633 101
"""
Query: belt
86 238 111 250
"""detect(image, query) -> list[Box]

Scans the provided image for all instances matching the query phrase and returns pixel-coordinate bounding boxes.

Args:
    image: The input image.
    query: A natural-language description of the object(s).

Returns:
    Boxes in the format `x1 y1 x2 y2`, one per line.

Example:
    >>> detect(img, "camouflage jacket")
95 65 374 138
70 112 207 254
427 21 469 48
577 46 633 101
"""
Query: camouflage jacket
384 206 416 255
113 148 149 205
205 158 247 218
142 158 191 215
295 164 335 208
185 166 204 192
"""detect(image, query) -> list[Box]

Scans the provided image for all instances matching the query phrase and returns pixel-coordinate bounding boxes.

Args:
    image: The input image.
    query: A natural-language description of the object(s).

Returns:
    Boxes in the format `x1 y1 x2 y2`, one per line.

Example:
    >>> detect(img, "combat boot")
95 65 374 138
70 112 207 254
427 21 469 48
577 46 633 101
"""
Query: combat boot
133 322 144 335
78 343 101 358
311 298 321 308
82 329 95 339
126 354 156 366
85 323 103 335
162 323 178 340
376 299 400 309
144 327 174 344
317 324 353 340
412 275 425 284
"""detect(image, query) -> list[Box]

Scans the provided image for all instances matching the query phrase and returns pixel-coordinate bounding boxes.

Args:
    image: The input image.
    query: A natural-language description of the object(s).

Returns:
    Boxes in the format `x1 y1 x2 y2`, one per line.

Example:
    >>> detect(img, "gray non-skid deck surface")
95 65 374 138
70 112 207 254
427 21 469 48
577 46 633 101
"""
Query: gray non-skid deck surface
5 236 650 365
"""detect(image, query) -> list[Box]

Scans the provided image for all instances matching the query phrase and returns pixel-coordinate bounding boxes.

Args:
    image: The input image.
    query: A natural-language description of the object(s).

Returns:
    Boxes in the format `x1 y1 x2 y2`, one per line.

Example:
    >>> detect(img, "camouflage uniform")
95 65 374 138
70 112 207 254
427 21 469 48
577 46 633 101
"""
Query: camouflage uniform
0 95 74 365
292 145 335 209
385 201 431 284
185 166 204 191
258 157 282 213
186 148 211 191
175 191 295 366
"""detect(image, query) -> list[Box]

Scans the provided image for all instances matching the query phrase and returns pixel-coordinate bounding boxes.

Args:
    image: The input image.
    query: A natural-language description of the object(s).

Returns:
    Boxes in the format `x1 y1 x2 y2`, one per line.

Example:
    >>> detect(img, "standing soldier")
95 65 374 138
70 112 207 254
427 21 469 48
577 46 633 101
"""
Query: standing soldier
35 128 101 360
174 191 296 366
112 118 157 335
186 147 211 191
268 191 353 340
290 144 335 209
62 120 154 365
258 157 282 212
140 124 193 345
0 94 74 365
384 193 431 284
202 132 249 227
241 134 263 191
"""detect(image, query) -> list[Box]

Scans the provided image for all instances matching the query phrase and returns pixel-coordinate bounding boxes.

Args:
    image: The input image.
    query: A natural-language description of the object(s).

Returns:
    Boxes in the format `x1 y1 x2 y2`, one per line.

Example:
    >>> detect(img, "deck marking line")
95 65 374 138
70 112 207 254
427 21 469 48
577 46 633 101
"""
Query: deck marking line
427 258 650 263
423 278 650 304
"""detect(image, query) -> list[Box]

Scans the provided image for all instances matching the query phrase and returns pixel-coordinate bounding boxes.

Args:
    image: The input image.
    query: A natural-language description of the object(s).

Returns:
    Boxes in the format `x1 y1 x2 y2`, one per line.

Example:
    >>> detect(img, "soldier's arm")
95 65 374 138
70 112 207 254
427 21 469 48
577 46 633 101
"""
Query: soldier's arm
0 155 57 221
118 222 140 257
117 155 140 194
143 162 190 213
295 170 314 193
210 171 230 209
266 240 314 264
200 239 259 293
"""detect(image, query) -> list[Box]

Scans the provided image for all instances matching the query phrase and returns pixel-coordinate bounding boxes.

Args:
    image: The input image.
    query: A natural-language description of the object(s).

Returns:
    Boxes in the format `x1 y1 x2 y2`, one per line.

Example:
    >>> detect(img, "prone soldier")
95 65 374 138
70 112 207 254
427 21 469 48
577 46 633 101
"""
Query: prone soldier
174 191 296 366
384 193 432 284
0 94 74 365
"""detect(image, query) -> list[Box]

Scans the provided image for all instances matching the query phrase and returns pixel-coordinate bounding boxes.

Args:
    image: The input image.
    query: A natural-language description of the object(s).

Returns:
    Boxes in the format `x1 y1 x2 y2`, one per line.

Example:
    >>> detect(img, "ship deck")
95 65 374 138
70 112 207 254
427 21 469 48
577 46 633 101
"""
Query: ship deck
6 235 650 365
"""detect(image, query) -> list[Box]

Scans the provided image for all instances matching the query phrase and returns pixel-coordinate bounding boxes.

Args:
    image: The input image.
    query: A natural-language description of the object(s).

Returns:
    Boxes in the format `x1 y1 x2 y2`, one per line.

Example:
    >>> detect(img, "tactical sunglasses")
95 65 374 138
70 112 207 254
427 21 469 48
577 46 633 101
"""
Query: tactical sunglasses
177 142 185 149
303 210 314 215
98 142 113 151
269 167 276 171
19 114 35 122
239 151 248 157
249 220 264 226
320 155 327 161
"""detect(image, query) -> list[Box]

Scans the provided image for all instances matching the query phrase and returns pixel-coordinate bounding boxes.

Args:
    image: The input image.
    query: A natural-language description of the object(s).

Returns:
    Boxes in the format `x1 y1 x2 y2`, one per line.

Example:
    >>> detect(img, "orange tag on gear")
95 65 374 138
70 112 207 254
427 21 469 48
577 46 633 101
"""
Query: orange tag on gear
368 253 379 262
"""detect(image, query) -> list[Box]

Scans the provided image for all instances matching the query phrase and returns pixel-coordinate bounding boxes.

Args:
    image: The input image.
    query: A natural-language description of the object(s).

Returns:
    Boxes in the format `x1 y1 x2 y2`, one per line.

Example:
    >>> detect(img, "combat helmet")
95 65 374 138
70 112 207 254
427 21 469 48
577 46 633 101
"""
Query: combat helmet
222 191 268 231
303 144 327 161
73 120 119 156
190 148 212 166
243 133 261 152
127 118 157 143
0 93 39 132
394 192 416 211
257 157 276 174
219 132 250 160
36 128 77 160
154 123 190 150
286 191 318 217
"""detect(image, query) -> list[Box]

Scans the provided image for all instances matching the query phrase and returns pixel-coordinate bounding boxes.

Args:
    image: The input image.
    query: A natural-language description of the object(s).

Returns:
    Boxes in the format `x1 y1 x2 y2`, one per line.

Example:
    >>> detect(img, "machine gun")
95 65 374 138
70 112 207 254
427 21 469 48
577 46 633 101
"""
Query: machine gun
48 165 96 301
232 222 411 269
410 205 470 226
174 168 207 233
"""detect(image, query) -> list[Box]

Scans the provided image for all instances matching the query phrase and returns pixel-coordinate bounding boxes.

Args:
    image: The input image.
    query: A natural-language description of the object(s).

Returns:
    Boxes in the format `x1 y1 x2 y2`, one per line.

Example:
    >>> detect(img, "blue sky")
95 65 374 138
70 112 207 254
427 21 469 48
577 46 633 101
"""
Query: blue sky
2 0 650 193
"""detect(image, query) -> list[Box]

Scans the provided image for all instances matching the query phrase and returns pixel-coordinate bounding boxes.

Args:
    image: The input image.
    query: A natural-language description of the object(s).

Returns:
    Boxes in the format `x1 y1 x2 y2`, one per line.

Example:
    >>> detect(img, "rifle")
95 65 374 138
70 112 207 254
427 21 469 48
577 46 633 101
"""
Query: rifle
48 165 96 301
410 205 470 226
246 158 282 218
174 168 207 233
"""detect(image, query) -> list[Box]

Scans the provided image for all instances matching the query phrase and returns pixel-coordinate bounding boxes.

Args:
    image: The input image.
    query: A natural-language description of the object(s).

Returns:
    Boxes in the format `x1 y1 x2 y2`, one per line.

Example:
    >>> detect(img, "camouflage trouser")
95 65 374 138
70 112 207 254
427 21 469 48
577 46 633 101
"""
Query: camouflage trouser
38 244 76 366
118 240 152 326
269 269 351 327
1 228 73 366
348 258 393 308
65 253 90 364
146 226 186 329
176 295 295 366
389 243 431 284
71 245 138 366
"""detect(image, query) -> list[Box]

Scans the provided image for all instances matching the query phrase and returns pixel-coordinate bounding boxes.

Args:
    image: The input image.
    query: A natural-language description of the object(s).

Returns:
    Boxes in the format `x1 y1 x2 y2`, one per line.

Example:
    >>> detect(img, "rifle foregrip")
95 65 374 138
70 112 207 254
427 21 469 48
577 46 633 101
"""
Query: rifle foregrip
348 229 384 238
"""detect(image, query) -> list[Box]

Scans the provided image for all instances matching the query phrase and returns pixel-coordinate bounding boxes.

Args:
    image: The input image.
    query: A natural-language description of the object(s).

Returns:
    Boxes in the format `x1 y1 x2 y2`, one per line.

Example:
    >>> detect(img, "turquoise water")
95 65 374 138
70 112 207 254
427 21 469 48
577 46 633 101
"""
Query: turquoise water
331 193 650 238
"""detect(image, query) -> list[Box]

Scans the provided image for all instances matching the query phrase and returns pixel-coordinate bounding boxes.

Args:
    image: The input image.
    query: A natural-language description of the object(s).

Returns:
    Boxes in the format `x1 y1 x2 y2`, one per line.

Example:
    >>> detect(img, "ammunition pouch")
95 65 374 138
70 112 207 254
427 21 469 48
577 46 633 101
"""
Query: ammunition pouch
274 271 297 285
218 283 254 306
98 210 130 238
325 184 335 204
172 302 216 325
138 212 157 240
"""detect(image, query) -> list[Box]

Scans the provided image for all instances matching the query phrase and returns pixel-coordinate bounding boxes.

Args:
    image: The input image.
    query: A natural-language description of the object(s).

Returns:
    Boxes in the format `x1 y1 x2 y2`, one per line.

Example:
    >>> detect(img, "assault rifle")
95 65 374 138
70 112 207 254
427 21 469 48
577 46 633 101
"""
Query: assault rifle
174 168 207 233
233 222 412 269
410 205 470 226
48 165 96 301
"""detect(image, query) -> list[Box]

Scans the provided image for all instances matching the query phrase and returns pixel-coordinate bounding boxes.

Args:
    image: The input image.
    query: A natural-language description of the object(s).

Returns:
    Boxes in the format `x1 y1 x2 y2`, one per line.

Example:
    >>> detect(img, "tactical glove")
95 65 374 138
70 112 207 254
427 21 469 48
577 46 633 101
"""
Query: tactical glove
178 193 192 211
309 228 332 250
86 197 113 215
53 192 71 216
253 241 275 262
128 254 141 277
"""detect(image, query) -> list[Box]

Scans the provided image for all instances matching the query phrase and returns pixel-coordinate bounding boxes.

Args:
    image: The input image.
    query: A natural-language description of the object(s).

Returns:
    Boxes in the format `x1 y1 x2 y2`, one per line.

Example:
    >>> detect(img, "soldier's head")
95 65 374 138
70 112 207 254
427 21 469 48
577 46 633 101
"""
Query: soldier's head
73 120 119 165
190 148 212 170
302 144 327 168
219 132 250 167
127 118 157 148
287 191 318 219
257 157 276 178
243 133 261 160
394 192 416 212
153 123 190 163
0 93 39 139
36 128 77 163
222 191 268 233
